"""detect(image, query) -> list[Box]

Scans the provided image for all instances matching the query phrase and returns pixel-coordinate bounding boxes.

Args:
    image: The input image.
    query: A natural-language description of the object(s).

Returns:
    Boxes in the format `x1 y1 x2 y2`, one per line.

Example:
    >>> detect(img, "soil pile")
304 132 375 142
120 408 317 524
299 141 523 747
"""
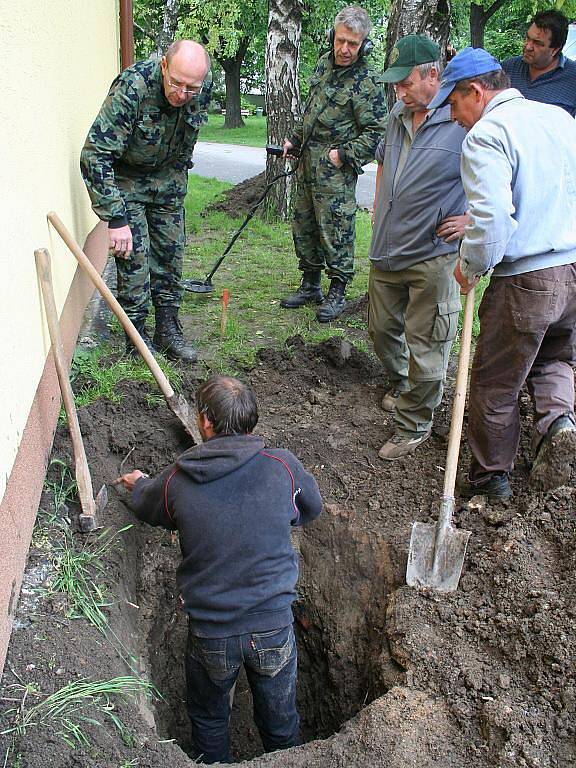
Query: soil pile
207 172 267 217
1 337 574 768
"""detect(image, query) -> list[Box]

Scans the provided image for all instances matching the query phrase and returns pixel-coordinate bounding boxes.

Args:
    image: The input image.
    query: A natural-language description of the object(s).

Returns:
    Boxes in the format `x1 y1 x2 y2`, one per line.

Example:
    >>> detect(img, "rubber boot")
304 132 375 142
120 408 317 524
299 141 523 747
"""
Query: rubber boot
280 271 324 308
125 319 156 357
316 278 346 322
153 307 198 363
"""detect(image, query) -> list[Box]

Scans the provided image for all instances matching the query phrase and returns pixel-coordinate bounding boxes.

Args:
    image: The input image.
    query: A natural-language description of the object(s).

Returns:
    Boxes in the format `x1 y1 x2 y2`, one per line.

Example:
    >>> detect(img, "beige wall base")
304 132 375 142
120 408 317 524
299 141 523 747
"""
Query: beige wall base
0 222 109 678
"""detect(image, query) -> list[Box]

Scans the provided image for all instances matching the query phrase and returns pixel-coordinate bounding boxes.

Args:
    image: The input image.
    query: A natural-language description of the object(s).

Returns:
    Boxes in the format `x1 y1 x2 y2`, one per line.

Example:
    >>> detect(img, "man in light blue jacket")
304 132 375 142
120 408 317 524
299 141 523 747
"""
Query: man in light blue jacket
428 47 576 498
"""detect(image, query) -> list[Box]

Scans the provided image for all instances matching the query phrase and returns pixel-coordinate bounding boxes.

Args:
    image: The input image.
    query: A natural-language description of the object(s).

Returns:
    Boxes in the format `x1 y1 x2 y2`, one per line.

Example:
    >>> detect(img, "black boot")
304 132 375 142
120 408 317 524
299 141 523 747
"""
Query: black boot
280 271 324 308
125 319 156 357
153 307 198 363
316 278 346 322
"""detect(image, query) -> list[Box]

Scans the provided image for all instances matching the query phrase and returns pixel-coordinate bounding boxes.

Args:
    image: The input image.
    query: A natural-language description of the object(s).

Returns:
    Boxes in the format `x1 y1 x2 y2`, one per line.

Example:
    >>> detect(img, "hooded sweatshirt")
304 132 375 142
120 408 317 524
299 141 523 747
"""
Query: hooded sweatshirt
130 434 323 638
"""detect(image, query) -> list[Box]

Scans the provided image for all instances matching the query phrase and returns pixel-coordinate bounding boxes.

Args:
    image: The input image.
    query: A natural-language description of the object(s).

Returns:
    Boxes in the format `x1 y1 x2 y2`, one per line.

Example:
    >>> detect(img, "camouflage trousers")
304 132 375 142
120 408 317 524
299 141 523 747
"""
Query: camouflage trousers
292 150 358 284
115 170 187 322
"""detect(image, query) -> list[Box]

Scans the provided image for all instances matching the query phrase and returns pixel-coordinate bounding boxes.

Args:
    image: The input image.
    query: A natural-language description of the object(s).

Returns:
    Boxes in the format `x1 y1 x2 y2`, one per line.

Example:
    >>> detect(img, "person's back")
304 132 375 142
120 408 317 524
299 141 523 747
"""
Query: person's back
461 90 576 277
135 434 318 636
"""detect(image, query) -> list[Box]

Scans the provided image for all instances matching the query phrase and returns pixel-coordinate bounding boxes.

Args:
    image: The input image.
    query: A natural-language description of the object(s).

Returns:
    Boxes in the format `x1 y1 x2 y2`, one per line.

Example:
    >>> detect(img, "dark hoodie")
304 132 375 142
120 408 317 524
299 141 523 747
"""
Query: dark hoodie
130 434 323 638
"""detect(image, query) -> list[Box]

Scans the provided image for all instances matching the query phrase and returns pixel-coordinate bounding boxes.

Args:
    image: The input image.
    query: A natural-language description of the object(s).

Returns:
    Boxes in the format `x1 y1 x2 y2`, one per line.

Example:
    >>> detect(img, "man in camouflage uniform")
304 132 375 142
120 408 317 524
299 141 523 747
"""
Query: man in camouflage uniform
281 5 387 322
81 40 211 361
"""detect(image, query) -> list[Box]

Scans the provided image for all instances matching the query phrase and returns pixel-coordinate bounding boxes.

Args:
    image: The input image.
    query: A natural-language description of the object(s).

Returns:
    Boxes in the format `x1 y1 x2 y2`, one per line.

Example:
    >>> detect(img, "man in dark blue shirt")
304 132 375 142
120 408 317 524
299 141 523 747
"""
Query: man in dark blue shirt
503 9 576 116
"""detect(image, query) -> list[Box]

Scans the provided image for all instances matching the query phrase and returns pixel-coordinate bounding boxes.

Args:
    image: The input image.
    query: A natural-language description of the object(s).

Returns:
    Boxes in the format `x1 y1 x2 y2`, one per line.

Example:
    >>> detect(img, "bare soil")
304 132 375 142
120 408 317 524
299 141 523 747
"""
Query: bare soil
206 172 267 217
1 333 575 768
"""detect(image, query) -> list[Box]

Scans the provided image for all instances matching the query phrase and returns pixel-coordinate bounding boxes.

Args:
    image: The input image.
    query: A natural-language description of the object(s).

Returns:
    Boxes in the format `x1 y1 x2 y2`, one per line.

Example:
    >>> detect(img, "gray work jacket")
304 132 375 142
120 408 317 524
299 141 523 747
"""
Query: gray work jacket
369 101 467 271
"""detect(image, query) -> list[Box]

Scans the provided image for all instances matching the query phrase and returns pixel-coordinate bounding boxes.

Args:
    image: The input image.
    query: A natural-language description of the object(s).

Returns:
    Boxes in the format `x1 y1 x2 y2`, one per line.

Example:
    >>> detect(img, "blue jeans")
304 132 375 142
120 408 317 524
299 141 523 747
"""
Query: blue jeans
185 623 300 764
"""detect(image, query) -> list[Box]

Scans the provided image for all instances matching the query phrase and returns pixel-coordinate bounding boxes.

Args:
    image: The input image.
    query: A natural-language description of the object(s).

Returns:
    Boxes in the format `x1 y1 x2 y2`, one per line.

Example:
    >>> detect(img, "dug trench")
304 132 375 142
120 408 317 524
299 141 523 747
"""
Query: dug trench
1 336 575 768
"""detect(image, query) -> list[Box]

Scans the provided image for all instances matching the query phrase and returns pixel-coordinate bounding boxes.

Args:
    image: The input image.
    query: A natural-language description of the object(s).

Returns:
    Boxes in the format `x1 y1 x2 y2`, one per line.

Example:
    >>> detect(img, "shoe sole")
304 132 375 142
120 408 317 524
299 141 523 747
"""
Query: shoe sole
530 428 576 491
378 431 431 461
280 297 324 309
316 306 346 323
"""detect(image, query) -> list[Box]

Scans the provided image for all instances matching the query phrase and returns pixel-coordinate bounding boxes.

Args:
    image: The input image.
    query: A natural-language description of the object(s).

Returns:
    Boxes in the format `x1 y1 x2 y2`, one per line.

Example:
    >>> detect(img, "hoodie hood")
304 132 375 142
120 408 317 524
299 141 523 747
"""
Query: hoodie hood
176 434 265 483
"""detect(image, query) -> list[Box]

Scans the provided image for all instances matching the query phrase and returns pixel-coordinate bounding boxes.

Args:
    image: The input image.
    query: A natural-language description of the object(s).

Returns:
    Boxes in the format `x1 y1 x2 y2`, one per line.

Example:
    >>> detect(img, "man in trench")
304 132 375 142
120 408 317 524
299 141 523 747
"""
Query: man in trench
116 375 323 763
280 5 387 322
368 34 468 461
427 47 576 498
81 40 211 362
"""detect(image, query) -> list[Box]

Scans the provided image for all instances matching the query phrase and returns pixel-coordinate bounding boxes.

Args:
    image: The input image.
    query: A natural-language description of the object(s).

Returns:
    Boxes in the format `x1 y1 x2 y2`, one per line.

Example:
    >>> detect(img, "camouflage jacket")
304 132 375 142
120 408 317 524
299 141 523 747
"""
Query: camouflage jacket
80 57 212 224
289 52 387 175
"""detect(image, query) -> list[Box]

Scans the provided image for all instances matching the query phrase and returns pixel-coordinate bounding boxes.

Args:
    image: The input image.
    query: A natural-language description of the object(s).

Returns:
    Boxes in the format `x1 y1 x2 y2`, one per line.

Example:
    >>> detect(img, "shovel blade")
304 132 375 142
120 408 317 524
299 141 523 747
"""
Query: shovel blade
406 520 471 592
167 393 202 444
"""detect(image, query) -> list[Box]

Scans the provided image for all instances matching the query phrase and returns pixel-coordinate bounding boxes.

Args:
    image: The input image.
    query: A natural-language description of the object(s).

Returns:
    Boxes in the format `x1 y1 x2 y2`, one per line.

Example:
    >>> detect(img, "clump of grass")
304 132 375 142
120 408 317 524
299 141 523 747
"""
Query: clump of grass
68 345 183 411
1 676 155 757
43 459 77 514
48 526 132 634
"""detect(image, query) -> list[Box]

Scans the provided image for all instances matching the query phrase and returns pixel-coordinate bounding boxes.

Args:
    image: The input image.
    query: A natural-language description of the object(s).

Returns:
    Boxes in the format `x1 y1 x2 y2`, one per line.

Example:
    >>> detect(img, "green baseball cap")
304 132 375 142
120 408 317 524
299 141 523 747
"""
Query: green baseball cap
382 34 441 83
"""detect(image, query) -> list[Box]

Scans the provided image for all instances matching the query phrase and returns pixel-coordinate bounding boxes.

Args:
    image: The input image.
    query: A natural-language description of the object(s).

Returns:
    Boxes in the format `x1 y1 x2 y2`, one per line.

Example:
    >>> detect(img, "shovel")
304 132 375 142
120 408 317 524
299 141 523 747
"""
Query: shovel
35 248 108 532
47 212 201 445
406 286 475 592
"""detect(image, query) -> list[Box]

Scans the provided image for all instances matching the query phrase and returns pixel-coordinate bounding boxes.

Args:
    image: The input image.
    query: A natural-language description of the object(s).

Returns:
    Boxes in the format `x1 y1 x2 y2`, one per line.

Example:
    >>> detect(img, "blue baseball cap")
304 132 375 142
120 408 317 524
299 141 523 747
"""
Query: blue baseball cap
427 47 502 109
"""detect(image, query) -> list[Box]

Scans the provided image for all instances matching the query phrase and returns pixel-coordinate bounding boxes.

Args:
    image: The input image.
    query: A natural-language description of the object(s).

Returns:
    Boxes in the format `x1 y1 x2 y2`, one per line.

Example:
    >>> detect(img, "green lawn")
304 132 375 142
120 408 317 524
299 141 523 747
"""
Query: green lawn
199 114 267 147
179 175 486 374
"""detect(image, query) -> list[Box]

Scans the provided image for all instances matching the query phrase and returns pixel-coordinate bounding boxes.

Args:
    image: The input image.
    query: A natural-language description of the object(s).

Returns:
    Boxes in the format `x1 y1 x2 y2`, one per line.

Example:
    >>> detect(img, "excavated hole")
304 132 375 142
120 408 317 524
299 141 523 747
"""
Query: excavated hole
136 510 405 762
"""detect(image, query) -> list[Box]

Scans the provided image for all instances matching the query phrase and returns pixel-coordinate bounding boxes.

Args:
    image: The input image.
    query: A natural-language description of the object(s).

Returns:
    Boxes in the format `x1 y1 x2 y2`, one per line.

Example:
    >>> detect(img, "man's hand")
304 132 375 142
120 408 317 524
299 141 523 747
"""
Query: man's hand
283 139 295 159
328 148 343 168
113 469 148 491
454 261 479 294
436 213 470 243
109 224 133 258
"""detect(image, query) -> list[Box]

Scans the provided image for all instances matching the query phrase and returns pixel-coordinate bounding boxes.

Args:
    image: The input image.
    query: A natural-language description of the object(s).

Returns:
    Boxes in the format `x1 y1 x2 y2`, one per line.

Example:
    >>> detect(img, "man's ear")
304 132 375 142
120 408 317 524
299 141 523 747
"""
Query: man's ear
470 82 484 102
198 412 216 437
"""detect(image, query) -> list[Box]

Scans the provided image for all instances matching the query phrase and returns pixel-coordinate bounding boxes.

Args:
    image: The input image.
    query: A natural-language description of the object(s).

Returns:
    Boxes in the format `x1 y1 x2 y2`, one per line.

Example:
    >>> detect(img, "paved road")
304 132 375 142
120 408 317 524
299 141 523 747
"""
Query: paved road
191 142 377 210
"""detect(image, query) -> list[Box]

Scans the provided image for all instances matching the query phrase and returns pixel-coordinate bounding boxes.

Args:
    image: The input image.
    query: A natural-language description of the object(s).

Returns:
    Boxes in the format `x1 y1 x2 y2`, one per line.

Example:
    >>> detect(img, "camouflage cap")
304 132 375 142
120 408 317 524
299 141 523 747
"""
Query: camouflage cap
382 34 440 83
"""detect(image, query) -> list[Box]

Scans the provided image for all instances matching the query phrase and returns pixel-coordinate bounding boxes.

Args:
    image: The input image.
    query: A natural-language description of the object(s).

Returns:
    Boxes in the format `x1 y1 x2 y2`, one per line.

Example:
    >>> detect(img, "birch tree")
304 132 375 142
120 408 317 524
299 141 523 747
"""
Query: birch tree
265 0 304 219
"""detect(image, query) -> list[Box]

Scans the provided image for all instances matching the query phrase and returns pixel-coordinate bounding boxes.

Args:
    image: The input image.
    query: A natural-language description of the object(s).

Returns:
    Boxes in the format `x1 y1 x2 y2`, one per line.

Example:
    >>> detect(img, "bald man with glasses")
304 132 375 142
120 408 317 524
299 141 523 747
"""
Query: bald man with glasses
81 40 211 362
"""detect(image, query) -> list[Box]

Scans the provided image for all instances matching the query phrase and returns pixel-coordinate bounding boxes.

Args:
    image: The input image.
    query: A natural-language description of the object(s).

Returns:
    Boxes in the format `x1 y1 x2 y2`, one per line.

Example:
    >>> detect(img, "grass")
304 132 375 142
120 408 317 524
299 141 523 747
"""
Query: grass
48 526 132 635
180 174 485 374
199 114 267 147
43 459 77 515
69 345 183 411
1 675 155 760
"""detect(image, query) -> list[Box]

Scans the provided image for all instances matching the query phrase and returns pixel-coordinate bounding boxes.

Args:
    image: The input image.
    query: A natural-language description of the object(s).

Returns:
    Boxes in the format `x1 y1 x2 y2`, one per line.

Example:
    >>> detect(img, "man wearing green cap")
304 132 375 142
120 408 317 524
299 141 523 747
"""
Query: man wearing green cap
368 34 468 461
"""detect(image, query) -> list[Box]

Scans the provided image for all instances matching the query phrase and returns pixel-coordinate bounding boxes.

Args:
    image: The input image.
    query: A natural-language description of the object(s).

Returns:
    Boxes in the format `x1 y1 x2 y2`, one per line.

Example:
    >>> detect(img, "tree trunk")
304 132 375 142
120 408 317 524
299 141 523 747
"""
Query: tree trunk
219 39 250 129
264 0 303 220
157 0 179 53
469 0 507 49
385 0 451 109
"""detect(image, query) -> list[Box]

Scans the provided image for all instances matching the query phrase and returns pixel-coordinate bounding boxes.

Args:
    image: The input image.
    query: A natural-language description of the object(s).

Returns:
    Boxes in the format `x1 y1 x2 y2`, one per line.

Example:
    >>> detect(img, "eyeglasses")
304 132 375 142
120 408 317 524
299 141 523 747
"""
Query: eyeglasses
166 67 202 95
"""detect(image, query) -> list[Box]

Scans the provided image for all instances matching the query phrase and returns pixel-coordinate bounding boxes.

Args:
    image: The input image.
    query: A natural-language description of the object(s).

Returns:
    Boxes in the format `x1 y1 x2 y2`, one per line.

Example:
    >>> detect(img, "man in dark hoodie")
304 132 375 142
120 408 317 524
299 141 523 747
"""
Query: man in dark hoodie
116 375 323 764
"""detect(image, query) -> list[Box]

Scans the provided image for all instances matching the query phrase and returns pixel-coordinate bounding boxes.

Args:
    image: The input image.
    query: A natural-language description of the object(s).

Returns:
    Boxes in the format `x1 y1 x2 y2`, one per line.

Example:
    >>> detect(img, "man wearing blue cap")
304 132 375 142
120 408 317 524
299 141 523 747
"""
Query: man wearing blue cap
428 47 576 498
368 34 468 461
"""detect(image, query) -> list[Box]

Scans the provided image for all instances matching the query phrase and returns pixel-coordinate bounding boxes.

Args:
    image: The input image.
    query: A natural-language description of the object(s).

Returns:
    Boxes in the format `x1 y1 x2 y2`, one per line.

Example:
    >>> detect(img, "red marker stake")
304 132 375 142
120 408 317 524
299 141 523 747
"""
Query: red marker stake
220 289 230 338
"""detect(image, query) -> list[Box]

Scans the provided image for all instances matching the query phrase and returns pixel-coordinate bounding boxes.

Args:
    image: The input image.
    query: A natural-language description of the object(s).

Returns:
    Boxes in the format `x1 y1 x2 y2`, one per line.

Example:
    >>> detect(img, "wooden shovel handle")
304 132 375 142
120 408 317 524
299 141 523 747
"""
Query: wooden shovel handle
47 211 174 400
35 248 96 518
443 286 476 498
